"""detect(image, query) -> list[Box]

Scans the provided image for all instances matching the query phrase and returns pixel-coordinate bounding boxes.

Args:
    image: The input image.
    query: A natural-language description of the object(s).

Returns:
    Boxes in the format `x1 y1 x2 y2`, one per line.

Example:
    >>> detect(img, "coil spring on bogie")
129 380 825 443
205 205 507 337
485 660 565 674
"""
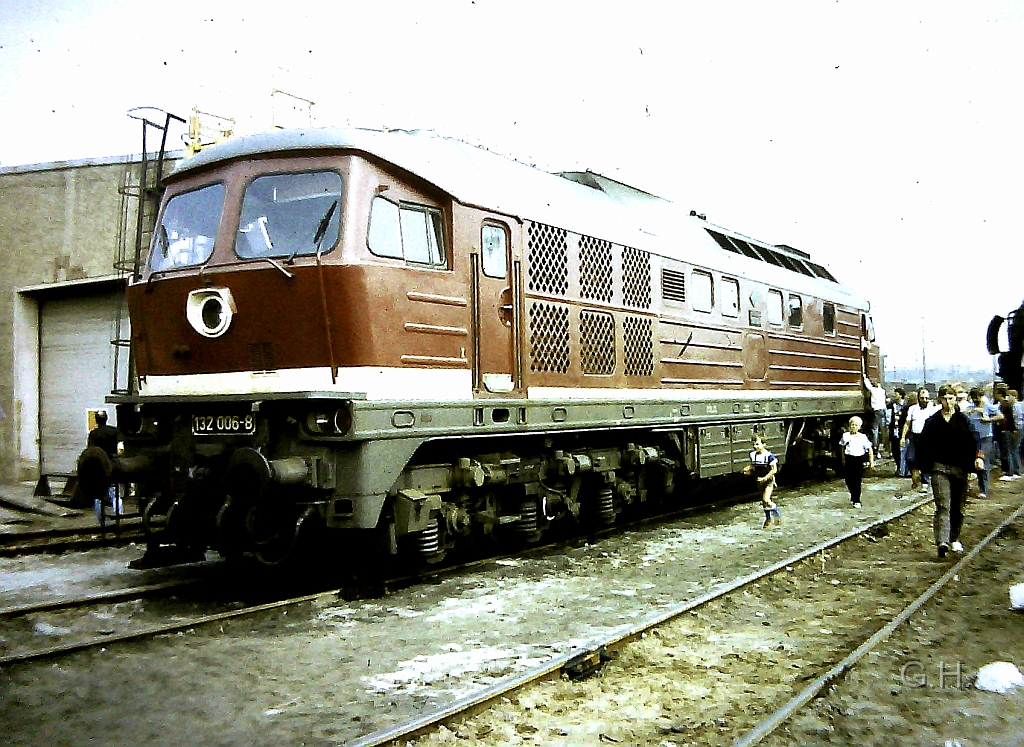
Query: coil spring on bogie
597 487 615 525
516 500 539 536
416 518 441 556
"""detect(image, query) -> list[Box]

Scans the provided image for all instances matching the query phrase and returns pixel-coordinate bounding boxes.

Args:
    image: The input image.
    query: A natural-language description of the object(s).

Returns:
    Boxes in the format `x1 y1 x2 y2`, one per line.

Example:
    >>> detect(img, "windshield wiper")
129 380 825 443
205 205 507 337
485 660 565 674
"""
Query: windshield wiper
145 226 170 291
287 200 338 265
260 256 293 278
313 200 338 249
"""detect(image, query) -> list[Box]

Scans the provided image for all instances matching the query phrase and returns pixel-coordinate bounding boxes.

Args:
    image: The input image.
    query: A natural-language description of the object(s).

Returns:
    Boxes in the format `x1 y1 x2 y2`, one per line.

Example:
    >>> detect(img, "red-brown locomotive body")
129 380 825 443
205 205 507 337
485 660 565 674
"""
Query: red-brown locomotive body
85 127 882 565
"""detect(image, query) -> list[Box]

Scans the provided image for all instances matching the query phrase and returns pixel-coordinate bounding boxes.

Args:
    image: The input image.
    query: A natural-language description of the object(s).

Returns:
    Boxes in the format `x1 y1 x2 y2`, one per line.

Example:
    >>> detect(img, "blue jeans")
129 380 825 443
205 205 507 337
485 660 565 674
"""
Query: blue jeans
977 437 994 494
871 410 886 451
1004 431 1022 476
94 484 122 526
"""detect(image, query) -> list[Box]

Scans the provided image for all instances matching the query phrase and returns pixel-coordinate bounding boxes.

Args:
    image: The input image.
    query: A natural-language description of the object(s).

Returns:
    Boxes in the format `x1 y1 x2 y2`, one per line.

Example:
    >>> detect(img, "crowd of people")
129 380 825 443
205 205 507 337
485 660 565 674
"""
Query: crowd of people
747 379 1023 561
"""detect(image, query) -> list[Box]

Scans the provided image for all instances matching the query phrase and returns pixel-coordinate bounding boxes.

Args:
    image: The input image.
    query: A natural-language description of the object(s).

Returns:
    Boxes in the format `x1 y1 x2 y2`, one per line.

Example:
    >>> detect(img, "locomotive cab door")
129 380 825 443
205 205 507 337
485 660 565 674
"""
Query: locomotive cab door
471 220 522 395
861 312 882 383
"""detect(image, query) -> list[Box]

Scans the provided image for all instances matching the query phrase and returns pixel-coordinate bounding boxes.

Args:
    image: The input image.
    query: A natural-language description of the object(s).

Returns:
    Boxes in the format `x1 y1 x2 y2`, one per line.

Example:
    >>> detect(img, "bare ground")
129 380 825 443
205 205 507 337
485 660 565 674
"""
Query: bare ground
411 480 1024 747
0 471 1021 747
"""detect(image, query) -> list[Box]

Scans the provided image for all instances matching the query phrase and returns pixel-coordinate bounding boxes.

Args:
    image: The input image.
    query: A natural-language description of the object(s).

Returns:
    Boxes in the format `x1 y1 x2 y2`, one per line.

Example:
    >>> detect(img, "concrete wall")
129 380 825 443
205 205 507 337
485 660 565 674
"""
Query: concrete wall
0 157 133 481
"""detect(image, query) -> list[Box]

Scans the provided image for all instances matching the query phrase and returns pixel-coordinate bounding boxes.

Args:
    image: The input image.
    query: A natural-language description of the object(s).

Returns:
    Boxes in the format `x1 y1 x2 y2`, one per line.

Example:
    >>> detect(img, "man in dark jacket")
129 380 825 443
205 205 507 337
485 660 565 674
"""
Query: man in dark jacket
86 411 121 524
917 385 985 559
87 411 119 456
888 387 907 476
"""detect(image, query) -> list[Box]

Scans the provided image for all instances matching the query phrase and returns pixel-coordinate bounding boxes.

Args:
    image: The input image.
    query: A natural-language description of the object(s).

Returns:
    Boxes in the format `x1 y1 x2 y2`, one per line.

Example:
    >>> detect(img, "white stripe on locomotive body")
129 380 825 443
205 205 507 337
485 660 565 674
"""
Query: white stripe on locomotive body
139 367 474 400
168 127 869 313
526 387 859 403
137 364 858 408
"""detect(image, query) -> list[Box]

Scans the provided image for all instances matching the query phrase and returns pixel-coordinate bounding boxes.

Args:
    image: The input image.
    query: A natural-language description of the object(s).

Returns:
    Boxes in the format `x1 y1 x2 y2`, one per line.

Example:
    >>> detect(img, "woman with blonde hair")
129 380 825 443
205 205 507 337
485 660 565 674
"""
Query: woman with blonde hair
840 415 874 508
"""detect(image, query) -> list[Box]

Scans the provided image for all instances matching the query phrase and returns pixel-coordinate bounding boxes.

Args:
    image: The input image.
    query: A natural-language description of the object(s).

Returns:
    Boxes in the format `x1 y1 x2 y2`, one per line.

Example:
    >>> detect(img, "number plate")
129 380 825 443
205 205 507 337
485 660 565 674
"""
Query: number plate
191 413 256 436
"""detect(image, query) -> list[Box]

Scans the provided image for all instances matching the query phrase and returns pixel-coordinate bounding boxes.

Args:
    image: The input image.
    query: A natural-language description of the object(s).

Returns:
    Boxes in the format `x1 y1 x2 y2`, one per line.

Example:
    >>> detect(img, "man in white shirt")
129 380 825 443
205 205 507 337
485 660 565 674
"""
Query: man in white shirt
901 388 940 492
864 375 888 455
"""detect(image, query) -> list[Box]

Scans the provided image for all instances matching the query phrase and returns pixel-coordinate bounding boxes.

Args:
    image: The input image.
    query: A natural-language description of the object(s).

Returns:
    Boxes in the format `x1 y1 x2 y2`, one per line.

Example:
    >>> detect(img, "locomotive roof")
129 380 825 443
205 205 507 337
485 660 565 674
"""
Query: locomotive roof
173 127 867 308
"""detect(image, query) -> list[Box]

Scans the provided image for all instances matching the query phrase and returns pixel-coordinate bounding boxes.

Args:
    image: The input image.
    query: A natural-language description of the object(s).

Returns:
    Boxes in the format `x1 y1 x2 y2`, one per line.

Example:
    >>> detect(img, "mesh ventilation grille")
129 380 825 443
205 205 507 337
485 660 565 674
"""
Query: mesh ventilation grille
527 223 569 296
623 246 652 308
623 315 654 376
528 301 570 373
579 235 613 302
580 310 616 375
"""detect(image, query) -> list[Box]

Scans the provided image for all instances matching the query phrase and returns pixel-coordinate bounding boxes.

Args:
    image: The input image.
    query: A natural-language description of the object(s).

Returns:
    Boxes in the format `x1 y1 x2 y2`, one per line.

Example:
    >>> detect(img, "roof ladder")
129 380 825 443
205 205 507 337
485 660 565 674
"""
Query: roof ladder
111 108 185 396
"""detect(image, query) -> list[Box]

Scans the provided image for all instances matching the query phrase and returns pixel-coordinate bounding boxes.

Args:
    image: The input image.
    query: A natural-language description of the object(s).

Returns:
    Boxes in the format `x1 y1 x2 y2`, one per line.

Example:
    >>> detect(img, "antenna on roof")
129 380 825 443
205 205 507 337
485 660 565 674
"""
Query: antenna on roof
271 88 315 129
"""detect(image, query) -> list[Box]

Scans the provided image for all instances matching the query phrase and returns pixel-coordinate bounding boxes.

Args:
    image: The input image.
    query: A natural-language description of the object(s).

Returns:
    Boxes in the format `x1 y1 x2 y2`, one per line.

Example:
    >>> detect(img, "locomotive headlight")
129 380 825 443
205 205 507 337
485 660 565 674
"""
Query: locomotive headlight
186 287 236 338
307 412 331 433
304 404 352 436
333 406 352 435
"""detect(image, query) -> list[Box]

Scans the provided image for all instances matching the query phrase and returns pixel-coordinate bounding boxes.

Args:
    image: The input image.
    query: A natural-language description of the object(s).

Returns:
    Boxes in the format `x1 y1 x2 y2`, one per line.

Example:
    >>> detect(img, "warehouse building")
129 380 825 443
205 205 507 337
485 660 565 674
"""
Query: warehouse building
0 150 178 484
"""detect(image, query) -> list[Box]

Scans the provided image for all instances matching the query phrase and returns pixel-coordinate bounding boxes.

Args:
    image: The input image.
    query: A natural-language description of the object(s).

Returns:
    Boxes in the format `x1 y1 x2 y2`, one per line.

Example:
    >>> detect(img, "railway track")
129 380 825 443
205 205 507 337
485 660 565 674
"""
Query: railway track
730 500 1024 747
370 485 1024 747
0 477 770 672
0 521 144 557
345 494 939 747
6 470 1008 747
0 484 763 668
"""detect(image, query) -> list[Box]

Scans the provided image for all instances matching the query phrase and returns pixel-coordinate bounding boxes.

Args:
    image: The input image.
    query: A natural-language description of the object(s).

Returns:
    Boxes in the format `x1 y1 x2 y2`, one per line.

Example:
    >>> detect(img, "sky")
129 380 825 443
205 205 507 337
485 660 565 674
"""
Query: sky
1 0 1022 376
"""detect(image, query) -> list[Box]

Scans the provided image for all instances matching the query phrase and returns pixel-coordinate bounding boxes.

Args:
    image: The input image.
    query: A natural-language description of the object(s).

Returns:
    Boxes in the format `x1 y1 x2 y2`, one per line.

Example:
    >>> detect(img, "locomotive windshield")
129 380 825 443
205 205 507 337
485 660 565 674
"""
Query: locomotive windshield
236 171 342 260
150 183 225 271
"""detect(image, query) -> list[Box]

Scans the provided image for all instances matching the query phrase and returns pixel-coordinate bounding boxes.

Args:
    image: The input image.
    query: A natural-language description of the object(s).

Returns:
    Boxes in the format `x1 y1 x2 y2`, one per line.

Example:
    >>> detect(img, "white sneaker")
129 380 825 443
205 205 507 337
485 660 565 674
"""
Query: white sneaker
999 476 1015 482
951 541 964 553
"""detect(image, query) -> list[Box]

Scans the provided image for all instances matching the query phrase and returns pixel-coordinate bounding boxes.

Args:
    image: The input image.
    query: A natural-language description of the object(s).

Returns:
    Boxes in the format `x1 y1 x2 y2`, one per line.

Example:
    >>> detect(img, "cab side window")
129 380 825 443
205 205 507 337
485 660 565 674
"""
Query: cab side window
721 277 740 317
823 302 836 335
692 270 714 313
767 289 784 326
787 294 803 328
368 196 446 266
481 224 508 278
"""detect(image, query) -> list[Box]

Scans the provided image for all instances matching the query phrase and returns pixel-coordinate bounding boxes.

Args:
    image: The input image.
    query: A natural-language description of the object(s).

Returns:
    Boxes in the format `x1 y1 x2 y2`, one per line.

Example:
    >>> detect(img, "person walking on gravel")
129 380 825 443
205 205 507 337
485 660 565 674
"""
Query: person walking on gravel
888 387 907 476
840 415 874 508
917 385 984 559
744 434 781 528
962 386 1002 498
902 388 940 493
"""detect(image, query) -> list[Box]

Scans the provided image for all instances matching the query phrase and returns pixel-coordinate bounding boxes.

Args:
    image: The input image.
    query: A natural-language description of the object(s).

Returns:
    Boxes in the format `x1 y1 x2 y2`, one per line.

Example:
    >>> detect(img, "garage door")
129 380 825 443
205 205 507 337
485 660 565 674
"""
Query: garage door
39 291 129 474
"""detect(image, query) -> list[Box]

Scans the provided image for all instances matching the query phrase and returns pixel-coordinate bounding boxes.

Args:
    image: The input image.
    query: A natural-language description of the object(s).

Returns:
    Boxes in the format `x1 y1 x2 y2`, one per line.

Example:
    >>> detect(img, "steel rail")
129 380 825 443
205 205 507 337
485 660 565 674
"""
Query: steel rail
0 524 144 557
344 495 936 747
0 475 896 683
0 578 202 618
0 589 341 668
730 499 1024 747
0 485 763 669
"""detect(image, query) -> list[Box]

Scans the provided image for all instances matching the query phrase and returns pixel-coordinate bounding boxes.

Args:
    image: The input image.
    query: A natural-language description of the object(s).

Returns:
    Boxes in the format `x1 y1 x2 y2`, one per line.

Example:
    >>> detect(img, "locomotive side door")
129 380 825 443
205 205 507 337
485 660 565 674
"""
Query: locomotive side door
471 219 522 395
861 312 882 382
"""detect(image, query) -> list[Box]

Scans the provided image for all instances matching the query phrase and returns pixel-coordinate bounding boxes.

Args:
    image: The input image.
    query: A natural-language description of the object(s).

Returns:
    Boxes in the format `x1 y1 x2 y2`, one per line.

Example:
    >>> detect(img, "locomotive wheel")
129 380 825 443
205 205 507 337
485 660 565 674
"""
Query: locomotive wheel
244 496 300 567
215 494 250 557
142 493 174 540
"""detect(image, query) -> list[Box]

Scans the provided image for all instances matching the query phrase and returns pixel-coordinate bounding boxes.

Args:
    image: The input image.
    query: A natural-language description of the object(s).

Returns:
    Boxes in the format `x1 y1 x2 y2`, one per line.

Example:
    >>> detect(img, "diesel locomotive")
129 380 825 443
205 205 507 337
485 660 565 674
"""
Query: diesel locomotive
78 126 882 566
